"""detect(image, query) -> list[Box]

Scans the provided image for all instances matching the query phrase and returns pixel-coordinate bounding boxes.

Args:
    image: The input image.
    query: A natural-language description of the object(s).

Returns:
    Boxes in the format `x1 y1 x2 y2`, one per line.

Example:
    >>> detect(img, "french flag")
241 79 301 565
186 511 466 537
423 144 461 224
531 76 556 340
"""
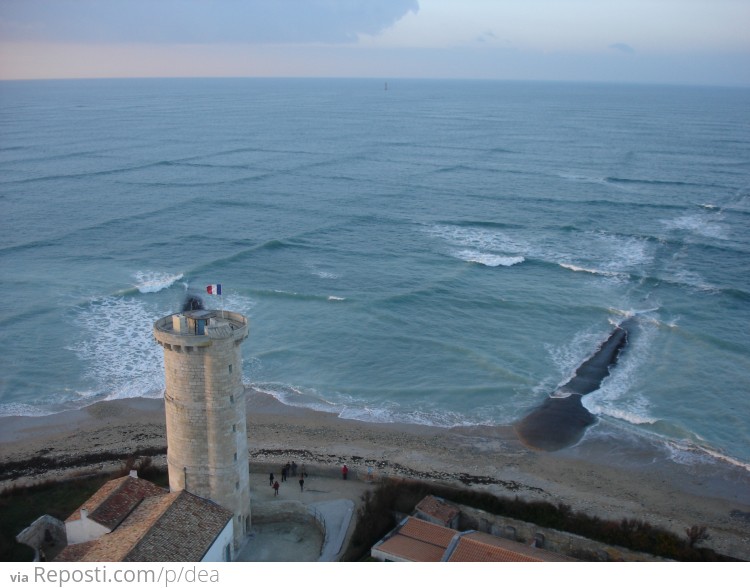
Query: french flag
206 284 222 296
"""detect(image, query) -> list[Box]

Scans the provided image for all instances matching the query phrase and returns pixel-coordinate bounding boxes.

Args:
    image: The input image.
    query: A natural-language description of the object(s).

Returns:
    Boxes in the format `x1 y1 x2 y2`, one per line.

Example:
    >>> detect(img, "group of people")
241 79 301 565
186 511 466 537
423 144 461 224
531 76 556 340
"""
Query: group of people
270 461 307 495
268 462 351 496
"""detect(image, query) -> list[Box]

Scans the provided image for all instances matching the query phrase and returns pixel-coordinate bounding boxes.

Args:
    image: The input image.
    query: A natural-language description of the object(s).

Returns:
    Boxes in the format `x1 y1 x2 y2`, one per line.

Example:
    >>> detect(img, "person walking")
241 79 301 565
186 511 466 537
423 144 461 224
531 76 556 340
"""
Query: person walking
291 461 298 476
299 476 304 492
281 465 287 482
269 472 274 486
342 464 349 480
273 480 280 496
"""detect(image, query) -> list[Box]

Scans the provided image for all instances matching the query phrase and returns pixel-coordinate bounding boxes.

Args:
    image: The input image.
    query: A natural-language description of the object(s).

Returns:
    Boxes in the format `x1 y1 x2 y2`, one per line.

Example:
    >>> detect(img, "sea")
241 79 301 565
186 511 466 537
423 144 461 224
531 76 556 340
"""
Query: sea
1 78 748 470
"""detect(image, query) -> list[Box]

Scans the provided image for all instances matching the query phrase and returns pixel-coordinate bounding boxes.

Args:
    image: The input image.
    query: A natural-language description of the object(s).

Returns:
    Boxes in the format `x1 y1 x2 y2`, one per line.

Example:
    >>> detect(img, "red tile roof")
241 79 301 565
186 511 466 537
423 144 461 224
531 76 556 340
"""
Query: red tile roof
414 495 460 525
373 517 458 562
399 517 459 547
372 517 577 563
448 532 576 562
65 475 167 530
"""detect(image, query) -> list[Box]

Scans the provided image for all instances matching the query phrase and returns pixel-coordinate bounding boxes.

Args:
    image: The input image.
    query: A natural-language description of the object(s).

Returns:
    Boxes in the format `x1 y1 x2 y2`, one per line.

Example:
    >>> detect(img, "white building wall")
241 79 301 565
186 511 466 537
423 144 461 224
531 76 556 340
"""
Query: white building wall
201 520 234 562
65 513 110 545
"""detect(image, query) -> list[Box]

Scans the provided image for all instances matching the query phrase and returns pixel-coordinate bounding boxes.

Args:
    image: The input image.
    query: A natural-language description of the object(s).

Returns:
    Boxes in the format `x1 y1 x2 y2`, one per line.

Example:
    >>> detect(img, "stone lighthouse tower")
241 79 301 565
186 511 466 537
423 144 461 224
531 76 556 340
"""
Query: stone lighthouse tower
153 308 250 552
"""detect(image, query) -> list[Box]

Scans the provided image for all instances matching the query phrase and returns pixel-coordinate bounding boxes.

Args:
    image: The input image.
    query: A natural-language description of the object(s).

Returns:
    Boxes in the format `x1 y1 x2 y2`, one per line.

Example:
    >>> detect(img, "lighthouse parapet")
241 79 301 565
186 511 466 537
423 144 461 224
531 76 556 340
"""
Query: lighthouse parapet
154 310 248 348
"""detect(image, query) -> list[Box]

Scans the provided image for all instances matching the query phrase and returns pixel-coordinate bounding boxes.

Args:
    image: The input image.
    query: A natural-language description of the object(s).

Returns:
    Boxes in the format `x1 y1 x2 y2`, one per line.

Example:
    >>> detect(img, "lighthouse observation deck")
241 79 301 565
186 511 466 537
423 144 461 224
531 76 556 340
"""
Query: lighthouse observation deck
154 309 248 349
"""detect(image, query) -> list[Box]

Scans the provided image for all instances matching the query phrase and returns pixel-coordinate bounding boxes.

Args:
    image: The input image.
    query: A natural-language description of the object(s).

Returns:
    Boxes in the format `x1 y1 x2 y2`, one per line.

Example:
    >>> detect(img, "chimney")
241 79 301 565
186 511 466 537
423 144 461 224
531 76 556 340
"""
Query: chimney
80 508 88 521
129 470 138 478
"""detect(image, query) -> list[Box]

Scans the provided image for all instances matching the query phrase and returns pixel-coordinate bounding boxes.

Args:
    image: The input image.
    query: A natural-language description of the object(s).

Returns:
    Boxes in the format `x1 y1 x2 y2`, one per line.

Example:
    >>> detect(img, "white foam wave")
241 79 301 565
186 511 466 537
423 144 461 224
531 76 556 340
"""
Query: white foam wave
687 444 750 472
550 388 575 399
545 327 607 386
454 249 524 267
218 292 256 317
582 320 656 424
133 271 184 294
559 263 619 277
426 224 527 268
327 296 346 301
672 269 718 293
253 382 495 429
606 308 636 321
427 224 525 253
556 172 608 186
661 214 728 240
596 407 659 425
252 382 340 414
659 438 747 469
428 224 651 280
336 403 493 428
315 271 340 280
590 232 652 273
67 296 167 403
0 402 61 418
538 232 650 279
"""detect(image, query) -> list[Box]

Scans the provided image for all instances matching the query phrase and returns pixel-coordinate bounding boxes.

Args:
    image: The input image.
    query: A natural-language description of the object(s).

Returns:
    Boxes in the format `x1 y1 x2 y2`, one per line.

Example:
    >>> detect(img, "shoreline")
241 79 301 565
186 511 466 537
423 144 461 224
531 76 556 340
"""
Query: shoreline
1 390 749 560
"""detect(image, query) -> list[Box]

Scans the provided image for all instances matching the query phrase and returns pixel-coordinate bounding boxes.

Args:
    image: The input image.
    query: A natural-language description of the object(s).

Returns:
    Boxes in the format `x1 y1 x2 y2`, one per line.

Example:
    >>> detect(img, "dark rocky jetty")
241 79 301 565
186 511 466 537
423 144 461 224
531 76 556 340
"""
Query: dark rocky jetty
514 319 635 451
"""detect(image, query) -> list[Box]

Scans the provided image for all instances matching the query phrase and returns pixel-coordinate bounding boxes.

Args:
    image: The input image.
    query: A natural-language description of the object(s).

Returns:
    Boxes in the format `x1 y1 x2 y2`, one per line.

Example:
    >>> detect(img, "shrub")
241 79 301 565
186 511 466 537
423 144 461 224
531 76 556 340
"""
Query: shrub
343 478 735 562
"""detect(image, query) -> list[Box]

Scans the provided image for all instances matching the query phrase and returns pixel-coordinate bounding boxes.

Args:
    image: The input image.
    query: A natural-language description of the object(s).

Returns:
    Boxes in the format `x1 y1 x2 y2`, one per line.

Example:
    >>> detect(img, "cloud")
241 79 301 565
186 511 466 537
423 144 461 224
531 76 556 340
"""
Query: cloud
0 0 420 44
609 42 635 54
476 30 497 44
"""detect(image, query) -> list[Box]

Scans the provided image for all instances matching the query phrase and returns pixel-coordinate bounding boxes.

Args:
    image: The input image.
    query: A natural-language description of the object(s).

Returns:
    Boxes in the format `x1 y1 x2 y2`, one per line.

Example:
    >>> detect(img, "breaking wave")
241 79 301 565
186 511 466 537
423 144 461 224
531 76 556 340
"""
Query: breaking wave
134 271 184 294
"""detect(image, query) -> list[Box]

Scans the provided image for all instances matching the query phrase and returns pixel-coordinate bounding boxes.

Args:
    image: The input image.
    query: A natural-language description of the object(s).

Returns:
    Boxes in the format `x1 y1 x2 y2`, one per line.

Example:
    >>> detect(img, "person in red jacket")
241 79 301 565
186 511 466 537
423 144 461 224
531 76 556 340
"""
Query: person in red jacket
342 464 348 480
273 480 280 496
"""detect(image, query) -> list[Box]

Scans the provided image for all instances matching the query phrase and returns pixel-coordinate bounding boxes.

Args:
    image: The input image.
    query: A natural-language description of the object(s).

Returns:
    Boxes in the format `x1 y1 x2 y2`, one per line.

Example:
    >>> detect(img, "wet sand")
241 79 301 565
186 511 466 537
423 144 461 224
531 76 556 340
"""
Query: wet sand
1 389 749 560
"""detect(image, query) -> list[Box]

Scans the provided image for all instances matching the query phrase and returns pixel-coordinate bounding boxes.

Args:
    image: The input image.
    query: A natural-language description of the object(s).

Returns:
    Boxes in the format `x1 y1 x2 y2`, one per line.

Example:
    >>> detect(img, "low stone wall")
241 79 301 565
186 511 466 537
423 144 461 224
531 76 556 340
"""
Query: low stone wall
250 500 325 538
252 462 364 482
457 503 668 562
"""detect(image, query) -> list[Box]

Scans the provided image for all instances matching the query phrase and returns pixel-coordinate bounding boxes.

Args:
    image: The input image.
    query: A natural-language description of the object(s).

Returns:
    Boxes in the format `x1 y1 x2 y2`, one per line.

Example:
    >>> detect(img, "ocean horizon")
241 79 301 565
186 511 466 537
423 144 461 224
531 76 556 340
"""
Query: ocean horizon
1 78 748 469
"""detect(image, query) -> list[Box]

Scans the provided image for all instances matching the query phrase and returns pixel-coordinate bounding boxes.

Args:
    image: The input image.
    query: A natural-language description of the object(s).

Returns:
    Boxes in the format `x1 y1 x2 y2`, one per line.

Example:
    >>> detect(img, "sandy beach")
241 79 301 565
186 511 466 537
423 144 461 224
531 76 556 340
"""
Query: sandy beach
1 388 749 560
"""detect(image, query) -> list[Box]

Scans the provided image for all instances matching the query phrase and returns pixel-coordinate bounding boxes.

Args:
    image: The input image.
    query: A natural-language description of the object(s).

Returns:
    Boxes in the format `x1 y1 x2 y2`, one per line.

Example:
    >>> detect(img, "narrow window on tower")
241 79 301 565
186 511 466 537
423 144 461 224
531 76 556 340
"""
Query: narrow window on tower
232 424 236 433
228 364 232 374
234 452 237 462
230 394 234 403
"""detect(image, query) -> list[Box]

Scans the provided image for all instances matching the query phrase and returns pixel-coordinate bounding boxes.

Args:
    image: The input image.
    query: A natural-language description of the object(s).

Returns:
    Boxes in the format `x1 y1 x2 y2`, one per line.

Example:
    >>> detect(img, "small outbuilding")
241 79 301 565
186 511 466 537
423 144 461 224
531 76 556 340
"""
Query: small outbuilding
53 472 234 562
413 495 461 529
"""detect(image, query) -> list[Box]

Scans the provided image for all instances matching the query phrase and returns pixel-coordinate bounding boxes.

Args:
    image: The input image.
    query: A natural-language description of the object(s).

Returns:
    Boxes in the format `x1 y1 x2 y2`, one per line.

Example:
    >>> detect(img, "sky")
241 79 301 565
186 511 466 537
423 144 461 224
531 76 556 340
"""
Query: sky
0 0 748 85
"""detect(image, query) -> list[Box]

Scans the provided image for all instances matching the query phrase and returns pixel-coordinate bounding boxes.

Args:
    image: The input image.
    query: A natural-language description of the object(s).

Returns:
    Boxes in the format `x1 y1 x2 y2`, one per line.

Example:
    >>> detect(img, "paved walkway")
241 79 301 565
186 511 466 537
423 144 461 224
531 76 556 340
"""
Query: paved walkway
239 467 370 561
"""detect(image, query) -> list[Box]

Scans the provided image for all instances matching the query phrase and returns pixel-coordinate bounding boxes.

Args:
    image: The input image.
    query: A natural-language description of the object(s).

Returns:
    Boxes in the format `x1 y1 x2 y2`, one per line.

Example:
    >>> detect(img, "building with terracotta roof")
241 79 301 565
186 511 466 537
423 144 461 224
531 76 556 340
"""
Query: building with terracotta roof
54 473 234 562
372 517 458 562
414 495 461 529
371 516 577 562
